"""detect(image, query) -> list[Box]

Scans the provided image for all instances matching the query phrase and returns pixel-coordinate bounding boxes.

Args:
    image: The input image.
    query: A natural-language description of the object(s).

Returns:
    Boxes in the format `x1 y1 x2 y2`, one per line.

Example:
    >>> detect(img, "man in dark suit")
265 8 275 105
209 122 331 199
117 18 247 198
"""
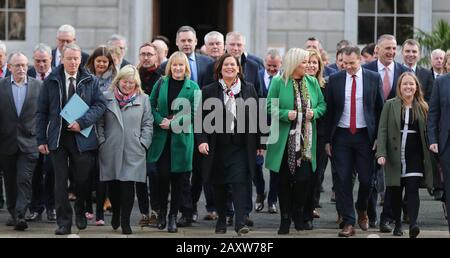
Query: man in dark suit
430 49 446 80
28 43 54 80
328 40 351 71
51 25 89 68
107 34 131 69
0 52 42 231
37 43 107 235
363 34 409 232
428 73 450 236
326 46 384 237
402 39 434 102
247 53 264 70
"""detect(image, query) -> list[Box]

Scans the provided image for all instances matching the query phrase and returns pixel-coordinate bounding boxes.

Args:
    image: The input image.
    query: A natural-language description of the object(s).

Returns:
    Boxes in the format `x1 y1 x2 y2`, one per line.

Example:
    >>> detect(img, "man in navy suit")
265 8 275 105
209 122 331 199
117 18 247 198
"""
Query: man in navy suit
326 46 384 237
51 25 89 68
363 34 409 232
428 73 450 236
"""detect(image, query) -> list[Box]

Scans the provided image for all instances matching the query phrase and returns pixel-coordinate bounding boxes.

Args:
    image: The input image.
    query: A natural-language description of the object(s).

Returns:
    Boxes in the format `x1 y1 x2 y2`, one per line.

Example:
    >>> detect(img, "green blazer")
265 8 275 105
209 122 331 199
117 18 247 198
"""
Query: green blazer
376 98 433 188
265 75 327 173
147 76 200 173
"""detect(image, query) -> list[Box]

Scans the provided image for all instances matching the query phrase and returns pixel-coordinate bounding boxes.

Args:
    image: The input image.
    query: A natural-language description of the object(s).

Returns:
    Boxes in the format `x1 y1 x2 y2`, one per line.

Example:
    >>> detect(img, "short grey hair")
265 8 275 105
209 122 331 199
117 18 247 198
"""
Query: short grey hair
204 31 224 44
0 40 6 53
226 32 246 45
62 43 82 56
57 24 76 38
33 43 52 56
431 49 446 58
177 26 197 38
266 49 281 59
107 34 128 48
7 51 27 64
377 34 396 45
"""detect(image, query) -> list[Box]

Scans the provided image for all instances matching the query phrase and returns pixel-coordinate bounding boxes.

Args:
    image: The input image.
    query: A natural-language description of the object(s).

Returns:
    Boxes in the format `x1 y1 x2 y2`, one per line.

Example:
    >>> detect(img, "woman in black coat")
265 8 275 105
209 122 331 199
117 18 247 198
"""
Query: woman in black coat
197 54 263 236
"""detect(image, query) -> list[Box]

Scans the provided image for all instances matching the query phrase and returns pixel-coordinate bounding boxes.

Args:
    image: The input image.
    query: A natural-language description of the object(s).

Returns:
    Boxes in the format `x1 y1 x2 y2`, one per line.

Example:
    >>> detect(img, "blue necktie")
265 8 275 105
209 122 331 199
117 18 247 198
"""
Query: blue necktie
189 56 198 83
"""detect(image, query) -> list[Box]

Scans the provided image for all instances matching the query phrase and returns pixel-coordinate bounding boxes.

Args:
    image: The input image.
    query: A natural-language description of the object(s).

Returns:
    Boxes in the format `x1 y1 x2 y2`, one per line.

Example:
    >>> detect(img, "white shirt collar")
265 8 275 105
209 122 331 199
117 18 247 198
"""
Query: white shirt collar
64 71 77 82
377 60 395 72
347 67 363 78
11 75 28 86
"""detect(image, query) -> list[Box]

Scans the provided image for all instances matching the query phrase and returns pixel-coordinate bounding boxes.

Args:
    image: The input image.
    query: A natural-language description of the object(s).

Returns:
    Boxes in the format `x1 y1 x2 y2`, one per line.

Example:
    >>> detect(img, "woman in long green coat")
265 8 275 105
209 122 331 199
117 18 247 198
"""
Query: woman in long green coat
265 48 326 234
376 72 432 238
147 52 200 233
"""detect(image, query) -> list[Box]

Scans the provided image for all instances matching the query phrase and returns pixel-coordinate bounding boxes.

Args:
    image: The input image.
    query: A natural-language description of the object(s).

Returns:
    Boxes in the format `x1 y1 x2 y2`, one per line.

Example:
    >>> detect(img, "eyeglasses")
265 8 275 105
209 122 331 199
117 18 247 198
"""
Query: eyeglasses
11 64 27 69
140 52 157 58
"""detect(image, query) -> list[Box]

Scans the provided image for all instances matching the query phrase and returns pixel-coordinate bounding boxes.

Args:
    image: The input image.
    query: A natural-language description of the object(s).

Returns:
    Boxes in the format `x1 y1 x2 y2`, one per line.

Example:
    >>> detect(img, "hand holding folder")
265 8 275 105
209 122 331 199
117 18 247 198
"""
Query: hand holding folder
60 94 93 138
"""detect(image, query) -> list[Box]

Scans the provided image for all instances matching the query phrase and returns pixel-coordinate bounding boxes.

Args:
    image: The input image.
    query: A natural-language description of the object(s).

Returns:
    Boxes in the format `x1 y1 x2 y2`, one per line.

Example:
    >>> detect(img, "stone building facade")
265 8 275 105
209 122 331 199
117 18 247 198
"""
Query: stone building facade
3 0 450 64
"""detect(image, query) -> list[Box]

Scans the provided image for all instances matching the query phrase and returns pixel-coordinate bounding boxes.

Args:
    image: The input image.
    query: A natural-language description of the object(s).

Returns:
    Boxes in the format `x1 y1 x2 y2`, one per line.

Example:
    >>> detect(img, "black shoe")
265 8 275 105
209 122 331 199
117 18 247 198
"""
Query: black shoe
380 222 393 233
236 226 249 236
177 216 192 227
6 217 16 227
75 214 87 230
111 212 120 230
226 216 233 227
215 218 227 234
278 218 291 235
121 224 133 235
303 220 314 231
14 219 28 231
393 226 404 236
157 213 167 230
26 212 42 222
244 217 254 227
268 204 278 214
369 220 378 228
55 226 71 235
168 215 178 233
47 209 57 222
409 225 420 238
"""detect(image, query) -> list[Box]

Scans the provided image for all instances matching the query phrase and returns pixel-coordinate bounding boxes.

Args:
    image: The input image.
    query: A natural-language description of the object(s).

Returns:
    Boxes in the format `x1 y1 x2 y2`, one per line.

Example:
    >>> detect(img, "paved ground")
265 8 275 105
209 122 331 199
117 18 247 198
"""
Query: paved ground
0 165 449 238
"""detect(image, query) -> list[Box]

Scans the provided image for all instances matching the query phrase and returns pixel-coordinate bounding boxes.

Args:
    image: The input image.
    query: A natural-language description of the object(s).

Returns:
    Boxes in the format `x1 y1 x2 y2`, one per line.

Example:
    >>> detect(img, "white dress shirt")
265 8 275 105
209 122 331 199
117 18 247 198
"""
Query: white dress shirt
55 49 62 67
377 60 395 88
64 71 77 99
338 68 367 129
264 70 279 90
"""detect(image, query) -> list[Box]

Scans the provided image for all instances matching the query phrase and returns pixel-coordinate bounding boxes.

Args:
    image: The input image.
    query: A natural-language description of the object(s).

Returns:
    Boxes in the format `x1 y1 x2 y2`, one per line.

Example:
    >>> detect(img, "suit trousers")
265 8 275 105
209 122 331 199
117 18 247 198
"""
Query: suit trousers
332 128 375 226
29 154 55 214
440 141 450 232
0 151 38 219
214 182 248 231
50 133 93 228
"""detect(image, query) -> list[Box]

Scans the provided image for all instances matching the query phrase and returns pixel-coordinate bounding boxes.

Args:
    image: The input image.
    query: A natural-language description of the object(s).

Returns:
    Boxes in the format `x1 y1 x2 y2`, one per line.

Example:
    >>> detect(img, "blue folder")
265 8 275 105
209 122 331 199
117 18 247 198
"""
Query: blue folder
60 94 93 138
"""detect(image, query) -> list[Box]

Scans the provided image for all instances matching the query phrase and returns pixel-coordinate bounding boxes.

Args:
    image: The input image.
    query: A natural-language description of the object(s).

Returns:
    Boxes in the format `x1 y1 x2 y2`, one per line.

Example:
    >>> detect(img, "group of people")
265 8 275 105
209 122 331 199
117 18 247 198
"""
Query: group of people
0 23 450 238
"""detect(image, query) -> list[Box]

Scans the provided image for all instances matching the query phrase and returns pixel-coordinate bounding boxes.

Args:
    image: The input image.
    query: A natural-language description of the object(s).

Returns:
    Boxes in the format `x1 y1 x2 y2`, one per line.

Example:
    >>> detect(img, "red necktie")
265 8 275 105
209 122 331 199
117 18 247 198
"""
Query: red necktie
350 75 357 135
0 69 3 78
41 73 46 81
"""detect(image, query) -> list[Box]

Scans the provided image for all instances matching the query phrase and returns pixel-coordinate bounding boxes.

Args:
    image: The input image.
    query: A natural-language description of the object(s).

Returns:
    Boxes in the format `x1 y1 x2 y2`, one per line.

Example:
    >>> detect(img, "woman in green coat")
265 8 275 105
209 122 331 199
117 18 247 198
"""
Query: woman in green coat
376 72 432 238
147 51 200 233
265 48 326 234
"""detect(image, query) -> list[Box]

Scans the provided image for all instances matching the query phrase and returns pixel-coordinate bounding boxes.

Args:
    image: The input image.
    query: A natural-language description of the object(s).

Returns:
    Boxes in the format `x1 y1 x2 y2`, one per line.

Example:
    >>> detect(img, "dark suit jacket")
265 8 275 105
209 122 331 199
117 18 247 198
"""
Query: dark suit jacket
247 54 264 70
427 73 450 153
27 67 55 80
51 48 90 68
159 53 214 89
415 66 434 102
363 60 409 100
324 66 337 79
196 80 260 183
0 77 42 155
326 69 384 145
1 66 11 78
120 59 131 69
328 63 339 71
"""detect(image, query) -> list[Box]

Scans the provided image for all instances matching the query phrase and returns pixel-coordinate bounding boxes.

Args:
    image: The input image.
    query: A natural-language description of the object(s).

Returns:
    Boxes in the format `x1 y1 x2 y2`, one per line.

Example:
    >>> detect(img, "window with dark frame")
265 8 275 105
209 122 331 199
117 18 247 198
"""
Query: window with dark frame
358 0 414 45
0 0 26 41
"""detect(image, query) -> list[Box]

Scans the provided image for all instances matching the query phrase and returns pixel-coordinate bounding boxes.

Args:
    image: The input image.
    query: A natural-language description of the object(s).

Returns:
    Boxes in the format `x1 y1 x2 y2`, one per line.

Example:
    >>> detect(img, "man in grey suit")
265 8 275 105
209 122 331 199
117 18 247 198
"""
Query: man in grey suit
0 52 42 231
428 73 450 236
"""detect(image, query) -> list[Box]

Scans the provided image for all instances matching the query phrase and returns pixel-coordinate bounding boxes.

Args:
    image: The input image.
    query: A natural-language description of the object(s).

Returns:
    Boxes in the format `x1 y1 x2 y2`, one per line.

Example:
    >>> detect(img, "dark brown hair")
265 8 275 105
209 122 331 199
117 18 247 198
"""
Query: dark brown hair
85 46 116 76
213 53 244 81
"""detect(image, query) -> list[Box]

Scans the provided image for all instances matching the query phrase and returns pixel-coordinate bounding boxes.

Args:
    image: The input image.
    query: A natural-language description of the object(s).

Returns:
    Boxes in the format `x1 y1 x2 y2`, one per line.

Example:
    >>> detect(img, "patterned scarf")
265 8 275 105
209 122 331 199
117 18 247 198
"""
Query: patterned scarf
287 78 313 175
220 78 241 132
114 87 138 109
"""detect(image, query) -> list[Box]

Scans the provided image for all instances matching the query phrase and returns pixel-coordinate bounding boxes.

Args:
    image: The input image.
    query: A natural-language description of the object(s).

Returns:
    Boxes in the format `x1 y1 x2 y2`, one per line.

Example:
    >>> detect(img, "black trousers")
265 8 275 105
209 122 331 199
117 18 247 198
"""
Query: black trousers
50 134 93 228
214 182 248 231
440 143 450 232
157 140 186 217
0 151 38 219
278 150 312 223
29 154 55 214
86 154 106 221
313 135 329 207
386 177 421 227
108 180 135 227
332 128 375 226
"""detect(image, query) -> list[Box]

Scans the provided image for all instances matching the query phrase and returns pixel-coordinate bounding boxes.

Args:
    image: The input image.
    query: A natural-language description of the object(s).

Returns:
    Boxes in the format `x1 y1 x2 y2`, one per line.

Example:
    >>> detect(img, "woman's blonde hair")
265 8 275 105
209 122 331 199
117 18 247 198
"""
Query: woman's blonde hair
308 49 326 88
281 48 310 84
165 51 191 80
396 72 428 120
110 65 143 94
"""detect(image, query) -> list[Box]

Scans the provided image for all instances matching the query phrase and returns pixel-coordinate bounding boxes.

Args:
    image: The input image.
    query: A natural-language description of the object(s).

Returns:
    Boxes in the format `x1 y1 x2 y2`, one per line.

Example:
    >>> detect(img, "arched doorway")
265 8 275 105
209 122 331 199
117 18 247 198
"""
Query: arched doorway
152 0 233 54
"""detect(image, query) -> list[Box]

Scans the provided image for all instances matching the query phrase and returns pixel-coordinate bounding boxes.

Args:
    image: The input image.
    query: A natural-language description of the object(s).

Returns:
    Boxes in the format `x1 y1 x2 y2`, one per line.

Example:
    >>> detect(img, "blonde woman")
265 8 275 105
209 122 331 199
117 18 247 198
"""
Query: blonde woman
97 65 153 235
266 48 326 234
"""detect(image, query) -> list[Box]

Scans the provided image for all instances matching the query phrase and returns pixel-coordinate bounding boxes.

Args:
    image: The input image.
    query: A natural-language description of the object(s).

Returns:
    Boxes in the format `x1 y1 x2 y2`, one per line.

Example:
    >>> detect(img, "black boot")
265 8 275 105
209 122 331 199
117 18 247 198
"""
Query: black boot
168 214 178 233
292 209 303 231
157 211 167 230
278 213 291 235
121 214 132 235
215 217 227 234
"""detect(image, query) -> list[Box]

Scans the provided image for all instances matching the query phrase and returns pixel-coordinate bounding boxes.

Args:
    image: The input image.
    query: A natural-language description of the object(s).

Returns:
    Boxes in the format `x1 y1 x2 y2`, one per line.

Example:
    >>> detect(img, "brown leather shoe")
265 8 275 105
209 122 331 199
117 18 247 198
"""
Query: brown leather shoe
357 210 369 231
338 225 356 237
